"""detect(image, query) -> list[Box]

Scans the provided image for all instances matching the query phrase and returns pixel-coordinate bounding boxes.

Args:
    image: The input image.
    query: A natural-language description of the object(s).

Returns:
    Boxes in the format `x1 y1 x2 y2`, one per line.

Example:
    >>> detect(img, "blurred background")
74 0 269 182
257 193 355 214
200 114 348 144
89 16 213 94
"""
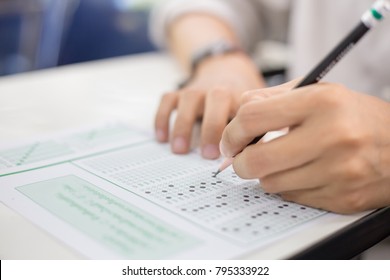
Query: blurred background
0 0 157 76
0 0 389 260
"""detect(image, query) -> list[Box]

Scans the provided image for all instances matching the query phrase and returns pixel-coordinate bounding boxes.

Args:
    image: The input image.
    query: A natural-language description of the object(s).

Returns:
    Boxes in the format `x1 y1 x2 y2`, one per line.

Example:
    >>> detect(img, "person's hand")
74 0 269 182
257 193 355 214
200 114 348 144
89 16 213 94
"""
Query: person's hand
220 81 390 214
155 53 265 159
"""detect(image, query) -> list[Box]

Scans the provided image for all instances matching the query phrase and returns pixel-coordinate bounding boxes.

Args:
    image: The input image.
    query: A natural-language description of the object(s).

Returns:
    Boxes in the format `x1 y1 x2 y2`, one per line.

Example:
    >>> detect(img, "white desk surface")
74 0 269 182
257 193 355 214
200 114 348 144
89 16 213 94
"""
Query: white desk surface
0 52 369 259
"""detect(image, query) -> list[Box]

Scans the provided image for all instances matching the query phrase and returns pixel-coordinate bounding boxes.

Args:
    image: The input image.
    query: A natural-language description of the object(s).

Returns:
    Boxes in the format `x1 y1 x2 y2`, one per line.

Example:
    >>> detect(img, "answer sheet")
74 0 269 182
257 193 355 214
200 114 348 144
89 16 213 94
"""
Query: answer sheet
0 123 328 259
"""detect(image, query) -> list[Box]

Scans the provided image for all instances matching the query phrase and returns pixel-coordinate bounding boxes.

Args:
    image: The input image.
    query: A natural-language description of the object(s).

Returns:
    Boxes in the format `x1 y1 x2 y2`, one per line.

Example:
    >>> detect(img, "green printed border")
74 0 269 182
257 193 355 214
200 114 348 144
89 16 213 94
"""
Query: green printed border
0 140 154 178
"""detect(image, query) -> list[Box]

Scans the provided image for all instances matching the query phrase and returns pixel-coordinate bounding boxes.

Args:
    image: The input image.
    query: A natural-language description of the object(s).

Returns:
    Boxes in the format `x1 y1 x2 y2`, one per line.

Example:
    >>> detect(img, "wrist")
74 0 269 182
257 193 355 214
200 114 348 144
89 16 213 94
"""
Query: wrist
197 51 255 73
190 40 242 73
178 40 243 89
196 51 265 89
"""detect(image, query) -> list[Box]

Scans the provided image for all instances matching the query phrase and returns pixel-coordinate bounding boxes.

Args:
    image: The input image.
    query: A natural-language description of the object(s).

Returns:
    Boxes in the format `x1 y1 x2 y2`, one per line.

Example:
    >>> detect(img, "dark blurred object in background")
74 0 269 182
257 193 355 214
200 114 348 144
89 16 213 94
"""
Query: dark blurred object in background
59 0 156 65
0 0 45 75
0 0 157 76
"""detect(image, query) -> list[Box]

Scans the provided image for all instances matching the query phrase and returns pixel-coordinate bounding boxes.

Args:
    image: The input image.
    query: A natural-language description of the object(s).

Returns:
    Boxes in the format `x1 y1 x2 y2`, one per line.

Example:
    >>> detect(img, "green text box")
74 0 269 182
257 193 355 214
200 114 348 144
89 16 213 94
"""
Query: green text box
17 175 199 259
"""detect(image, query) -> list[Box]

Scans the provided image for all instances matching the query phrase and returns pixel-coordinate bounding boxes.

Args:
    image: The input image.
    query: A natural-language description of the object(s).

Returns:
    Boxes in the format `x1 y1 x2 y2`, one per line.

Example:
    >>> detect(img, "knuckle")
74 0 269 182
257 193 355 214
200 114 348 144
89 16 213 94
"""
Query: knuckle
208 87 228 98
174 116 194 131
178 88 204 102
173 116 196 135
203 120 224 137
329 121 368 150
203 119 220 130
240 90 261 104
342 190 368 213
307 83 347 109
342 158 368 182
333 123 358 146
257 89 276 99
240 91 254 105
161 92 176 103
202 125 223 144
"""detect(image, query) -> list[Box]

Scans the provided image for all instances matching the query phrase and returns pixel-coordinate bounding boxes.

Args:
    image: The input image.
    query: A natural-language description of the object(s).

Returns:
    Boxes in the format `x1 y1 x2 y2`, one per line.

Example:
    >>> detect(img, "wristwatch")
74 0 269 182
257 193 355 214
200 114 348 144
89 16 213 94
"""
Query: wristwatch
178 40 242 89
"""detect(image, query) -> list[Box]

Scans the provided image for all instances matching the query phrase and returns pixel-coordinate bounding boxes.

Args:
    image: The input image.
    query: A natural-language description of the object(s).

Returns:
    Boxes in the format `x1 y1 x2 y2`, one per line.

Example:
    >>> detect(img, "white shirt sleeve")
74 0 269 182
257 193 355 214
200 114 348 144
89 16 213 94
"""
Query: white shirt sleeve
149 0 265 52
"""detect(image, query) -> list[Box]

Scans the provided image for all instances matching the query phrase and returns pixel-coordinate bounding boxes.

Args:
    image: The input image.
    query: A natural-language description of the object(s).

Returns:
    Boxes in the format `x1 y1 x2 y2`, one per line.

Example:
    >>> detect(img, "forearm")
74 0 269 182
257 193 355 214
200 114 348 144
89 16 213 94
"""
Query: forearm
167 13 241 73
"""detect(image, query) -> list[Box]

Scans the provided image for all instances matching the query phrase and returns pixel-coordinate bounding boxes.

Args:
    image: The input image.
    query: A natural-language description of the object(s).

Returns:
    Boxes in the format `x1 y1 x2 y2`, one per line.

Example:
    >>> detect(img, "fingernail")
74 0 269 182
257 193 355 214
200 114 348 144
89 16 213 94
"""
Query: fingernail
156 129 166 142
173 137 187 153
219 141 228 157
202 144 220 159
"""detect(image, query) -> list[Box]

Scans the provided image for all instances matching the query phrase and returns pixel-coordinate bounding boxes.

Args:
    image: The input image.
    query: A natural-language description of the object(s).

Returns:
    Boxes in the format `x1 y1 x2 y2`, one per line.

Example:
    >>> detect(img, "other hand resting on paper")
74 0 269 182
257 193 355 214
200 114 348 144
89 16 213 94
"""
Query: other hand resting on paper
154 14 264 159
220 81 390 214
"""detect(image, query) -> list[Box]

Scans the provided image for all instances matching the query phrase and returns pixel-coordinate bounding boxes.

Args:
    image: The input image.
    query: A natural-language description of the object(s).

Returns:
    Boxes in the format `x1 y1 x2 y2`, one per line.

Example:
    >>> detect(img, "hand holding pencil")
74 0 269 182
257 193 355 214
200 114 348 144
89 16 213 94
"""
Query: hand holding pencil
215 0 390 177
217 0 390 214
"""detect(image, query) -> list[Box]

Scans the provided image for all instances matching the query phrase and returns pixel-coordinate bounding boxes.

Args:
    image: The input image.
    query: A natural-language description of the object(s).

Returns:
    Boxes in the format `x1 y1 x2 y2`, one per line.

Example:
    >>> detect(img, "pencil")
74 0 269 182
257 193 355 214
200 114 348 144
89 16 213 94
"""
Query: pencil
214 0 390 177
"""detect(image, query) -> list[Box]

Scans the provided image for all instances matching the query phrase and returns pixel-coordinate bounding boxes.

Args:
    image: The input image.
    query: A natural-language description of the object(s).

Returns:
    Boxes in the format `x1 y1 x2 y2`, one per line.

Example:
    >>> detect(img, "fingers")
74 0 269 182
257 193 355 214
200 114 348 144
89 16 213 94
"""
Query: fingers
221 87 314 157
259 157 331 193
280 187 329 211
155 87 235 158
154 92 178 142
155 92 178 142
357 180 390 211
171 89 204 154
201 88 232 159
232 125 323 179
280 180 389 214
279 173 390 214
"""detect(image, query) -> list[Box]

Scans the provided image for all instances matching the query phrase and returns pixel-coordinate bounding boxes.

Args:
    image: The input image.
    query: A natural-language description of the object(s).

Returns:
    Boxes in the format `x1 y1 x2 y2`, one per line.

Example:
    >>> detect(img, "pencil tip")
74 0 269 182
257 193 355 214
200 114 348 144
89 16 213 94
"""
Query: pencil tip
213 169 221 177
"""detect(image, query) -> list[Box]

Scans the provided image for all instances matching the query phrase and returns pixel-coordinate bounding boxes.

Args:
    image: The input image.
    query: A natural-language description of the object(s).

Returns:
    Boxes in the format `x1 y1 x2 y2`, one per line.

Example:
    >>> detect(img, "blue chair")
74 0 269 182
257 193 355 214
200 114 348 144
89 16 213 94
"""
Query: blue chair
0 0 76 75
58 0 156 65
0 0 44 75
36 0 79 69
0 0 155 76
